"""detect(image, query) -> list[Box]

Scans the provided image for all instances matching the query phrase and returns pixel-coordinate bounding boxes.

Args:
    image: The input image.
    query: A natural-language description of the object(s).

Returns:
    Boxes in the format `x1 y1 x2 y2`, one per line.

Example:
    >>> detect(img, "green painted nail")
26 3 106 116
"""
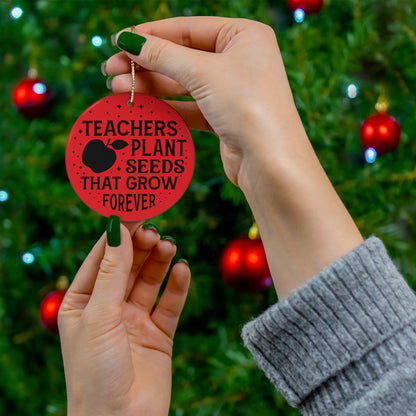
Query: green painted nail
107 215 121 247
161 235 176 245
117 32 147 55
142 223 159 233
106 76 114 90
178 258 189 266
100 60 108 76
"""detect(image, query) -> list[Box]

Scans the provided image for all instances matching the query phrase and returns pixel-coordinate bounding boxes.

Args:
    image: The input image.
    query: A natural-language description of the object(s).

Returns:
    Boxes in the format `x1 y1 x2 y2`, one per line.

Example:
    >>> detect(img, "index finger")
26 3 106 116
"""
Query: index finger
121 16 233 52
122 220 144 236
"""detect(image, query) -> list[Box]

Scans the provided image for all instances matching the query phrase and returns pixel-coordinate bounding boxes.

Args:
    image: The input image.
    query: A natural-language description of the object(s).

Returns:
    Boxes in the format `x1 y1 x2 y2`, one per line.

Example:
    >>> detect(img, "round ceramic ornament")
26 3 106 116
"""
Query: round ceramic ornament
66 92 195 221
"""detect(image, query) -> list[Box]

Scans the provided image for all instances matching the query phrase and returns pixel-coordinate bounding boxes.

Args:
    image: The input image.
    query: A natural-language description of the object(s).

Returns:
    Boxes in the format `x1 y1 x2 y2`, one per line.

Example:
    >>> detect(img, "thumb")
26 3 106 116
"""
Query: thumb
116 31 208 92
88 216 133 310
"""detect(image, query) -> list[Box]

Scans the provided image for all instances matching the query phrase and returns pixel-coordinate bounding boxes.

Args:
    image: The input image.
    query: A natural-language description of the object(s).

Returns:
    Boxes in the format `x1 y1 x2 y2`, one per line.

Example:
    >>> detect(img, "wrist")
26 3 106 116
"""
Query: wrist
236 116 363 298
237 108 310 195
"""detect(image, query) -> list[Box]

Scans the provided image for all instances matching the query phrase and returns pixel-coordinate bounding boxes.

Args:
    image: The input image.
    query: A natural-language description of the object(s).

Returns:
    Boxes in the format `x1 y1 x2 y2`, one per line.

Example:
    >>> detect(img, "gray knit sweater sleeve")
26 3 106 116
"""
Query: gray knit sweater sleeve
241 237 416 415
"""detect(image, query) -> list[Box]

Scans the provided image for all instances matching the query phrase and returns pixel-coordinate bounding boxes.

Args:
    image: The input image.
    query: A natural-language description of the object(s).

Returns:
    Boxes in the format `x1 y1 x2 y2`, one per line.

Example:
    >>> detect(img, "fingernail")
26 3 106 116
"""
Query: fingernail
161 235 176 245
107 215 121 247
106 76 114 90
100 60 108 76
111 33 118 46
142 223 159 233
178 258 189 266
117 32 147 55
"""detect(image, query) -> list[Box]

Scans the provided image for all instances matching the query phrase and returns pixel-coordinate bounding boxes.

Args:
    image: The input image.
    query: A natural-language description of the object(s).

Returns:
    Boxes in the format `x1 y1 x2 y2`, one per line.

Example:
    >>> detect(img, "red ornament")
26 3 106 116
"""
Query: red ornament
66 93 195 221
287 0 324 15
220 237 272 293
360 112 401 154
40 290 66 333
13 77 52 118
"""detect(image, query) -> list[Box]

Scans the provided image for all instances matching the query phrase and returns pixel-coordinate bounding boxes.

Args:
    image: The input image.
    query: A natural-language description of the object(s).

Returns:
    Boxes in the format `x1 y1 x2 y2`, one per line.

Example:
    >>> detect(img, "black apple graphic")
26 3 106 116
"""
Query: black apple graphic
82 139 128 173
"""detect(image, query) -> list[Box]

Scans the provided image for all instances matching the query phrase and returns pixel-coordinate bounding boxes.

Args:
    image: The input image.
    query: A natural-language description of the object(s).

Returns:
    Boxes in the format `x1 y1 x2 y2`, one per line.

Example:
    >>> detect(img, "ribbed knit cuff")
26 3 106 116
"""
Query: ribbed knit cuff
241 237 416 413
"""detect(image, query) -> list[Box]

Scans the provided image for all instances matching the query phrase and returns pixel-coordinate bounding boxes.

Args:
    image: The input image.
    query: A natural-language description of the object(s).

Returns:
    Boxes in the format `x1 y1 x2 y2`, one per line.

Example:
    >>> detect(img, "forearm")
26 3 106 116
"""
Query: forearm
241 237 416 414
238 111 363 298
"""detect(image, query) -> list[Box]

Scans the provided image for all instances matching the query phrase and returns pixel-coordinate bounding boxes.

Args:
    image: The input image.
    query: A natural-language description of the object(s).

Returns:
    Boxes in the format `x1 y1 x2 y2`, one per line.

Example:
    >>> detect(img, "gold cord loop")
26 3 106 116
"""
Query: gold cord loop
127 25 137 107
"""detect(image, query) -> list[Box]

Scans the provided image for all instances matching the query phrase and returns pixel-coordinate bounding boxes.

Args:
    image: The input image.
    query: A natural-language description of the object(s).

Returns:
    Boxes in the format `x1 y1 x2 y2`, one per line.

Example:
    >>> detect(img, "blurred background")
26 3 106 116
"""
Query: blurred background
1 0 416 414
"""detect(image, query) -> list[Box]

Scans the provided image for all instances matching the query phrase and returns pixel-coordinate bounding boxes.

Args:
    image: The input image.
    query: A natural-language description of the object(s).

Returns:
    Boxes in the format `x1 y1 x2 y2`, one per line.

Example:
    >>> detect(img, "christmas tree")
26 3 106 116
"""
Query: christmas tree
1 0 416 414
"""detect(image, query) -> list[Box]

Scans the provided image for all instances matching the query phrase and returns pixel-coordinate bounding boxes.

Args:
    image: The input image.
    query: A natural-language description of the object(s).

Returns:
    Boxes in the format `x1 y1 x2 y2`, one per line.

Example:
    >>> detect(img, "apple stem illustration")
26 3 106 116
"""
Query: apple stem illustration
106 138 111 147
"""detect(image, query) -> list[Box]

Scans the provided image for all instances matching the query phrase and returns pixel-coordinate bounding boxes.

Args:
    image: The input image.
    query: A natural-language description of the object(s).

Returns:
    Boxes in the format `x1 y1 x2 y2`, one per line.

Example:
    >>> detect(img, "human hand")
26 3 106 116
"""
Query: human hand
104 16 303 187
104 17 363 299
103 17 362 299
58 217 190 416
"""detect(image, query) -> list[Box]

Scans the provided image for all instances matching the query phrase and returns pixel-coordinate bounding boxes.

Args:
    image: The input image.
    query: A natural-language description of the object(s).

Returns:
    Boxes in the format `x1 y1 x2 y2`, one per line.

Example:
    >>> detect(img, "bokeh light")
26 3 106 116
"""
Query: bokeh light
0 190 8 202
294 8 305 23
365 147 377 164
347 83 358 99
91 35 103 47
22 252 35 264
10 7 23 19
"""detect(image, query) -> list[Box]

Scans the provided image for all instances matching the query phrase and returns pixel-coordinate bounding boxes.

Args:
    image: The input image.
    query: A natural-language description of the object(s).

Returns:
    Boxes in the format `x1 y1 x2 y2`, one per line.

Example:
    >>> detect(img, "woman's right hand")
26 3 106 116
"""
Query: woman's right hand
104 17 363 299
104 17 304 187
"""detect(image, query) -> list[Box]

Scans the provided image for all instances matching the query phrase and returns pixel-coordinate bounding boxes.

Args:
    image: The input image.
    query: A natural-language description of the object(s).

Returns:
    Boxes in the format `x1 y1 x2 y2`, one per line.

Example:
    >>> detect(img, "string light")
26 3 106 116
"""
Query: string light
0 190 8 202
10 7 23 19
347 83 358 99
365 147 377 164
33 82 47 94
294 8 305 23
91 35 103 47
22 252 35 264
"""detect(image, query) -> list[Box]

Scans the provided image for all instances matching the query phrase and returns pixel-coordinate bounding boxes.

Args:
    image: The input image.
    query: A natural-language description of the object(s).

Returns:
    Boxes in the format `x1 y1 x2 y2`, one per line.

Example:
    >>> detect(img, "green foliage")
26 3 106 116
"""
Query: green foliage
1 0 416 414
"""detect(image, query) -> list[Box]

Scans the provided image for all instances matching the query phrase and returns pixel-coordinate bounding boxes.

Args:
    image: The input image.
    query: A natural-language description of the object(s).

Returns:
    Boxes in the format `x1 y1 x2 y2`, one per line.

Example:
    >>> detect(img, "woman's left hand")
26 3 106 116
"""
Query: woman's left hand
58 220 190 416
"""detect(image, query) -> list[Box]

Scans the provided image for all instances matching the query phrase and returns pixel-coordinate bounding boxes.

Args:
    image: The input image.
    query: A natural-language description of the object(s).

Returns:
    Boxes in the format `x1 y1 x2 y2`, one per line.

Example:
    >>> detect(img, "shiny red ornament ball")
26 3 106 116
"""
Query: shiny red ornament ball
13 77 52 118
220 237 272 293
360 113 401 155
287 0 324 14
40 290 66 333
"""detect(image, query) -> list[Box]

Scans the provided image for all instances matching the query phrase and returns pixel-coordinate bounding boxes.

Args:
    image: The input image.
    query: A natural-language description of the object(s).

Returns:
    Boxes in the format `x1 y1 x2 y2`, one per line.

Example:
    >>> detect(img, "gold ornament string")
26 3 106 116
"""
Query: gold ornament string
127 25 136 107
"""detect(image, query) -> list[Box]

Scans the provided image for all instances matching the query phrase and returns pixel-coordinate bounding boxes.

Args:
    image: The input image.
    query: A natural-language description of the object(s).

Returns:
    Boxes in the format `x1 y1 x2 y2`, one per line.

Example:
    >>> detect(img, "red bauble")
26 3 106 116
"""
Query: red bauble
13 77 52 118
220 237 272 293
40 290 66 333
360 113 401 154
287 0 324 14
